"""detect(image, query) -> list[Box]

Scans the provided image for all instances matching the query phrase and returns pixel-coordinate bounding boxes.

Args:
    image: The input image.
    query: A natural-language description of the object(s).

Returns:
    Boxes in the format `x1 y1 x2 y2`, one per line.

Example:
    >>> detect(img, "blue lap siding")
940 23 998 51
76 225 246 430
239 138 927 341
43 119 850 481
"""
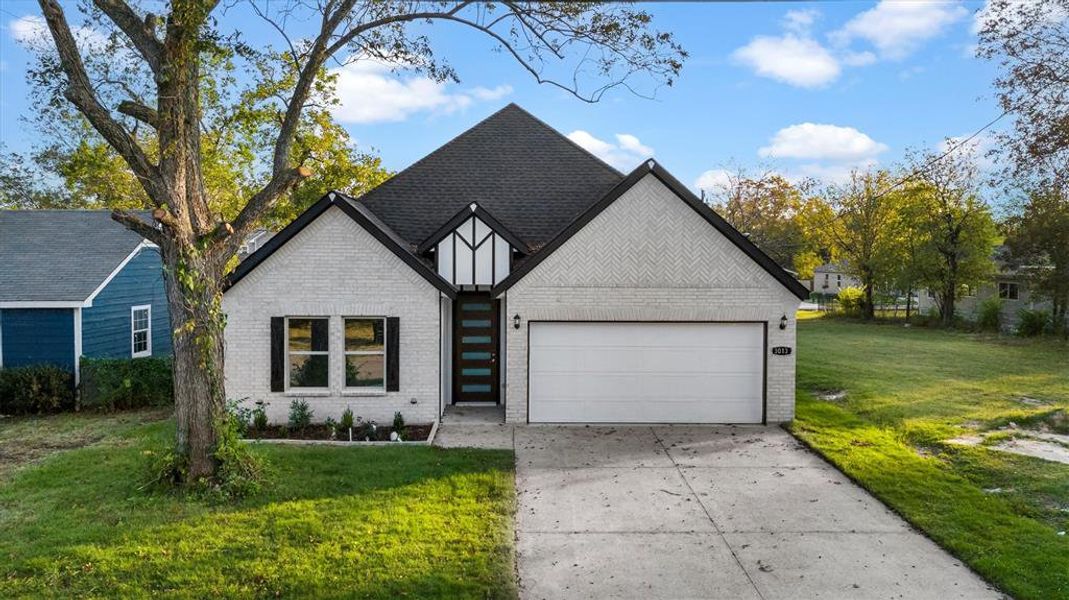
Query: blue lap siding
0 308 75 370
82 246 172 359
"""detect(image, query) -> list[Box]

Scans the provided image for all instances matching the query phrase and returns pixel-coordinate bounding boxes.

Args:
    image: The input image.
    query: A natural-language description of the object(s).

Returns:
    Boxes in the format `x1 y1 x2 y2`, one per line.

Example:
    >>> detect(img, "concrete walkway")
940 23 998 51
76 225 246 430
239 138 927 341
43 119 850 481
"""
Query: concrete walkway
437 423 1004 600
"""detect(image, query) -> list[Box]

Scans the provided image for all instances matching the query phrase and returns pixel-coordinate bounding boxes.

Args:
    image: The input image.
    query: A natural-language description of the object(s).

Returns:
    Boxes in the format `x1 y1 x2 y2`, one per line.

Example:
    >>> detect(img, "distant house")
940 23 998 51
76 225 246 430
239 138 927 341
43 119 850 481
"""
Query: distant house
238 228 274 261
917 247 1056 330
0 211 172 383
811 263 861 297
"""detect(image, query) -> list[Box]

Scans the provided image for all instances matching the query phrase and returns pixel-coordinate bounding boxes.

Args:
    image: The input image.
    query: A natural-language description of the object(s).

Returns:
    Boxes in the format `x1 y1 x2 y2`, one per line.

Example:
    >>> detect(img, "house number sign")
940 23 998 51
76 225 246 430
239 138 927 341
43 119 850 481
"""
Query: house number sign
771 346 792 356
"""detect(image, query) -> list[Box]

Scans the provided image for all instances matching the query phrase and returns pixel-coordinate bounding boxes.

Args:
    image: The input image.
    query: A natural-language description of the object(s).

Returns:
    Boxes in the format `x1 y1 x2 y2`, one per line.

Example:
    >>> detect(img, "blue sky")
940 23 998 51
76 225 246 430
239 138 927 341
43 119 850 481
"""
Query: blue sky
0 1 1000 195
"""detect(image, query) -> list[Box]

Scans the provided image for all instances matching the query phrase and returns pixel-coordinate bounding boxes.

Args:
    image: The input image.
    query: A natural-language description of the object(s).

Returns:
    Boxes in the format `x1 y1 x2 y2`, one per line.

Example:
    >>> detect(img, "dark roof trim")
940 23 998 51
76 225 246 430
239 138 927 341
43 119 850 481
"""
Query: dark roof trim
415 202 530 255
224 193 457 298
491 160 810 300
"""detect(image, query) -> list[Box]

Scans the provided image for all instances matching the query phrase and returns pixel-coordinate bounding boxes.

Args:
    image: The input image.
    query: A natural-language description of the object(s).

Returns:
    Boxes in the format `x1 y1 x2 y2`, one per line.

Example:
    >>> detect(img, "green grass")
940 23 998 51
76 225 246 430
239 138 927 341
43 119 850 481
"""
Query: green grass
0 413 517 599
791 319 1069 600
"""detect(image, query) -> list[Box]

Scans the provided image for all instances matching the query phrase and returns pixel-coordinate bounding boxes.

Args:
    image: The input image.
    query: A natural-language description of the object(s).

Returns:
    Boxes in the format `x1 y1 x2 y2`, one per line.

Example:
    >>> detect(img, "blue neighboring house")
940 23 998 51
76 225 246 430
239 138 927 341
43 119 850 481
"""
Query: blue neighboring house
0 210 172 384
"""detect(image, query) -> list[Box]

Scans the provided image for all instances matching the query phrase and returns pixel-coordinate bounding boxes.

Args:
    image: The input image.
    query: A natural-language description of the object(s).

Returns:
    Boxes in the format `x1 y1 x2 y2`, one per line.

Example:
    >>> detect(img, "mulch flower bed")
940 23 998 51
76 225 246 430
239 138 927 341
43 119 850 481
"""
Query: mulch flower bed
245 424 434 443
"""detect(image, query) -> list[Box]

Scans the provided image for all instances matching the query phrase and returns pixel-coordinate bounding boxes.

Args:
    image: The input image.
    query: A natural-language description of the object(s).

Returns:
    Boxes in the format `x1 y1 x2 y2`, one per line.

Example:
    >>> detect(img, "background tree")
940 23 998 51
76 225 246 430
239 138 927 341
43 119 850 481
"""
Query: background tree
9 48 390 226
892 180 941 318
826 170 901 320
1003 182 1069 334
707 169 826 274
976 0 1069 181
30 0 685 482
906 145 998 327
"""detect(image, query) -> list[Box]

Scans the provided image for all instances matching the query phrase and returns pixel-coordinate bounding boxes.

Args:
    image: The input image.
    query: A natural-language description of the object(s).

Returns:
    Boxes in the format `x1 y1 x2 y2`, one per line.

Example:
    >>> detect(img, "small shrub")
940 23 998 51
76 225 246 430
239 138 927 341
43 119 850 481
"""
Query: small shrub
325 416 338 439
339 406 354 431
393 411 405 432
837 286 865 316
288 399 313 433
143 411 267 500
977 297 1003 332
1017 309 1050 337
226 398 252 436
80 356 172 411
252 400 269 432
0 365 75 415
356 416 377 441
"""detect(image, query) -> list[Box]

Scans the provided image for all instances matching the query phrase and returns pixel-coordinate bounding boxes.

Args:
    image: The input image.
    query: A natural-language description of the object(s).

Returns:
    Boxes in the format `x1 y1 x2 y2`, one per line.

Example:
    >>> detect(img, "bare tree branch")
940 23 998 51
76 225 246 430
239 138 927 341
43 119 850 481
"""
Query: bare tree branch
37 0 161 203
93 0 163 73
112 208 163 243
117 99 159 128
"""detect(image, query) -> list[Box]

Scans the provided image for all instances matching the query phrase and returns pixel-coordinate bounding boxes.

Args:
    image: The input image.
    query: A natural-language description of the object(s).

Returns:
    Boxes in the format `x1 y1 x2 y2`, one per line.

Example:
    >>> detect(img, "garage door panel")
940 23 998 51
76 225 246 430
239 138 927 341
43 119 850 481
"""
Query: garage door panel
531 372 763 401
529 322 764 424
531 346 761 374
530 398 761 424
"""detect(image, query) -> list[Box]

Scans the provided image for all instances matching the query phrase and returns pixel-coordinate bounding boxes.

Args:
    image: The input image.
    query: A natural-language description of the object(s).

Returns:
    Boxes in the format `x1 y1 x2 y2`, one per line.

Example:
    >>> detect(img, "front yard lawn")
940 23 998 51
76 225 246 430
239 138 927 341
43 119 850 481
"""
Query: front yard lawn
792 318 1069 600
0 412 516 599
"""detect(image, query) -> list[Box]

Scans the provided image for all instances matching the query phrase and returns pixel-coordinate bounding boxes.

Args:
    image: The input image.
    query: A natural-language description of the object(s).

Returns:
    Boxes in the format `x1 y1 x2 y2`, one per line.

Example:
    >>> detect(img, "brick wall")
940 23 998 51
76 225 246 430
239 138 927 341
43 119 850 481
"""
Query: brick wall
222 206 441 425
502 174 801 423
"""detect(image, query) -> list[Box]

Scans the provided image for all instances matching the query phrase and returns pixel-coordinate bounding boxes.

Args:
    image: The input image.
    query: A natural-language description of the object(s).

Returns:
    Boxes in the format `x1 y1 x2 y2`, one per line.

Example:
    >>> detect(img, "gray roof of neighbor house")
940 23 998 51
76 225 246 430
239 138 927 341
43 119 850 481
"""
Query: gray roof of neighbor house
356 103 624 251
0 210 151 303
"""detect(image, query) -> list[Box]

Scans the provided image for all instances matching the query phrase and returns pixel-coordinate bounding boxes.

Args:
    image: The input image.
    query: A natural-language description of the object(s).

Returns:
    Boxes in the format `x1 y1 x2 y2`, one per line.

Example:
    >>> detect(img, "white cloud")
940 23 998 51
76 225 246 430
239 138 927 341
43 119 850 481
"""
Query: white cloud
833 0 968 60
841 51 877 67
759 123 888 162
694 169 735 195
732 34 841 88
567 130 653 171
329 60 512 124
8 14 106 52
783 9 819 33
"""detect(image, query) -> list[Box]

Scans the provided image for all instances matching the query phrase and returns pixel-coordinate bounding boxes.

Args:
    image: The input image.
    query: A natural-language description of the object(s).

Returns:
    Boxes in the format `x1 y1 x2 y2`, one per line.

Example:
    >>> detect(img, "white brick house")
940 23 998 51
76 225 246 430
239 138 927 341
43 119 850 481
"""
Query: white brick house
222 104 806 425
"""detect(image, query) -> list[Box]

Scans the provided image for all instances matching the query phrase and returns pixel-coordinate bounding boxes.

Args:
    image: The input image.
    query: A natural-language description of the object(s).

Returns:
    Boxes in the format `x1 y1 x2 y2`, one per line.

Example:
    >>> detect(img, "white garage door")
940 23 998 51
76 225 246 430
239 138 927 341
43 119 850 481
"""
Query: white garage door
529 322 764 423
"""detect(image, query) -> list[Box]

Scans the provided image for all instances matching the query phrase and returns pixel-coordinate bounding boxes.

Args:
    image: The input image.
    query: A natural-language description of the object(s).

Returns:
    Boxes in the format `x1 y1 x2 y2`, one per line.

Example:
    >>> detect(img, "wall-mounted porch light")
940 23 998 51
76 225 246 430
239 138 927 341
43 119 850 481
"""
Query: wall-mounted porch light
513 314 521 330
779 314 788 330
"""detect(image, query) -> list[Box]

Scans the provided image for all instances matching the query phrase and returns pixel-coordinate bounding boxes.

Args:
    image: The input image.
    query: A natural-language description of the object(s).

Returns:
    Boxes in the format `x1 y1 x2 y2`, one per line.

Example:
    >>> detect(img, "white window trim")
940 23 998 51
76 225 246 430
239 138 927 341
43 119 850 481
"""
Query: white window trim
285 316 330 391
343 316 387 394
131 304 152 358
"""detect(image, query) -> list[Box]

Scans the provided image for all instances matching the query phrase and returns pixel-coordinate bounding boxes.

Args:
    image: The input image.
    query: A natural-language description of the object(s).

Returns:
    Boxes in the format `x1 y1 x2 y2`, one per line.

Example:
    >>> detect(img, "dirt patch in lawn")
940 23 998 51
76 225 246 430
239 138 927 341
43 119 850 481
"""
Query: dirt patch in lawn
990 437 1069 465
814 389 847 402
0 409 171 480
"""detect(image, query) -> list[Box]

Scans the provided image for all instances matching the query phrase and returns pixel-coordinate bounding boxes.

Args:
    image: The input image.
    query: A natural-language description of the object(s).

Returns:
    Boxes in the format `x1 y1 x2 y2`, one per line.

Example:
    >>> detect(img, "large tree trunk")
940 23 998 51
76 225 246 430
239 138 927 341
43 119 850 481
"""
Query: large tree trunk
941 283 957 327
905 285 913 320
160 239 227 480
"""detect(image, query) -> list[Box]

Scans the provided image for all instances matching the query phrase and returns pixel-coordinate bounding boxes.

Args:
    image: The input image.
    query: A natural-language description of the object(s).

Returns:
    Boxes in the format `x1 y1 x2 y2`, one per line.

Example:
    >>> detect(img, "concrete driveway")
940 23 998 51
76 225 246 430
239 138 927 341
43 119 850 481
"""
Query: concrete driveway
437 423 1003 600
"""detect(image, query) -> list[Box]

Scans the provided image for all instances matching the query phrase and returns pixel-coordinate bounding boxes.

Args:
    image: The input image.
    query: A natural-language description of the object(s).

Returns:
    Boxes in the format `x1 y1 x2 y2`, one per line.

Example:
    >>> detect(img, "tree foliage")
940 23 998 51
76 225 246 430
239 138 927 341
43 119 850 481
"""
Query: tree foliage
707 169 828 275
902 145 999 327
976 0 1069 181
825 170 902 320
1003 183 1069 333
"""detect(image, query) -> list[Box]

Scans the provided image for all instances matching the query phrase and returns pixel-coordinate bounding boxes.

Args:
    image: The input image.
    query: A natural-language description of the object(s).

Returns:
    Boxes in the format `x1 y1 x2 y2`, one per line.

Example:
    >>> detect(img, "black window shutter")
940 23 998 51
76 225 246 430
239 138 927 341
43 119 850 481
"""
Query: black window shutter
386 316 400 392
270 317 285 392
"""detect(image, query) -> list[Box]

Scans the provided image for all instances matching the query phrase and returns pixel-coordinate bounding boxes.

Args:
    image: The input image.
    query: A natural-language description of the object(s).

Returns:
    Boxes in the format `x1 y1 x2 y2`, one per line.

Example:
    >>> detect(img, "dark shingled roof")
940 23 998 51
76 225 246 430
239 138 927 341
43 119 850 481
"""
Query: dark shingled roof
0 210 150 303
356 103 625 251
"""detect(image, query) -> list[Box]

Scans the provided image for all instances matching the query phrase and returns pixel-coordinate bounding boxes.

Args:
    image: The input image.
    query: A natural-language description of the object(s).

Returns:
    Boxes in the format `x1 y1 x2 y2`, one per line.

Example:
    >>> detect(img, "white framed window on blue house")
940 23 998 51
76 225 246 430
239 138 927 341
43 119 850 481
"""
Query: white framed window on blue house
344 317 385 392
131 305 152 358
287 317 329 389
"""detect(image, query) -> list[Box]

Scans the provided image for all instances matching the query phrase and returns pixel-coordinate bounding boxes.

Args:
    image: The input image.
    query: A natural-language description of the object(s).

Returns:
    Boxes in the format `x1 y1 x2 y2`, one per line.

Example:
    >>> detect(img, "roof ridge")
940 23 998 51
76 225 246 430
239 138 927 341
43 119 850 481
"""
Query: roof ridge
498 103 623 177
350 104 523 204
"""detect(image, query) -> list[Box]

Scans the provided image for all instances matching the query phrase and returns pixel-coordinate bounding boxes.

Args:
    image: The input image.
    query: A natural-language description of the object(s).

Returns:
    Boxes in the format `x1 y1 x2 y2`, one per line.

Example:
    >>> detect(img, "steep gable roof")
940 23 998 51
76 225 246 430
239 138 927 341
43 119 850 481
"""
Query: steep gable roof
0 210 152 304
491 161 811 300
224 193 456 297
356 103 623 250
